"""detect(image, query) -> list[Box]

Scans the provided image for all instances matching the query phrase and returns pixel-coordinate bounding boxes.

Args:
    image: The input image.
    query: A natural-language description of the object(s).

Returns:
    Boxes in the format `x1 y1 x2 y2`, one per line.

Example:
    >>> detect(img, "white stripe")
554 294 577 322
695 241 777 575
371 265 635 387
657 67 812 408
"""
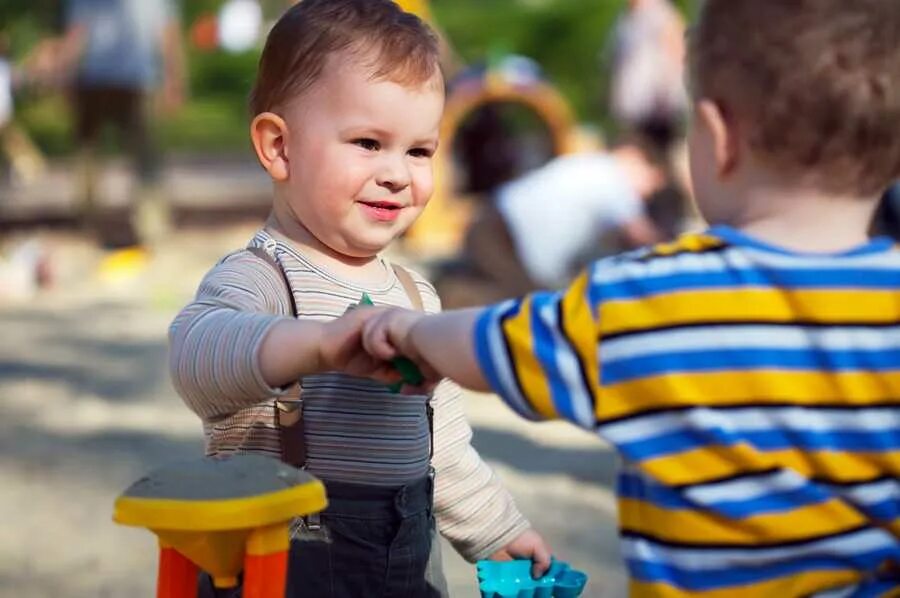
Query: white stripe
809 585 858 598
684 469 808 504
827 479 900 509
594 250 737 285
539 298 595 427
593 246 899 287
601 325 900 363
485 301 539 420
621 528 893 571
601 406 900 445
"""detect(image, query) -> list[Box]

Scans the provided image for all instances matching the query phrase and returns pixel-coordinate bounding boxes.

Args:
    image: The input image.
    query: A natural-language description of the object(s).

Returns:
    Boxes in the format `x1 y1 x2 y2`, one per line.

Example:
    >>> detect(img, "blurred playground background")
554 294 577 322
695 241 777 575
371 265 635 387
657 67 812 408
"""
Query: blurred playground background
7 0 881 596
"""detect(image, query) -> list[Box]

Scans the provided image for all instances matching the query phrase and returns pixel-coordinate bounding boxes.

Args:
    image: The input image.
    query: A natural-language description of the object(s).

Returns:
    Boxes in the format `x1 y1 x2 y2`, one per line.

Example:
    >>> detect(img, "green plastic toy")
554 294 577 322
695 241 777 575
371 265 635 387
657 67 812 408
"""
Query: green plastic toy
359 293 425 392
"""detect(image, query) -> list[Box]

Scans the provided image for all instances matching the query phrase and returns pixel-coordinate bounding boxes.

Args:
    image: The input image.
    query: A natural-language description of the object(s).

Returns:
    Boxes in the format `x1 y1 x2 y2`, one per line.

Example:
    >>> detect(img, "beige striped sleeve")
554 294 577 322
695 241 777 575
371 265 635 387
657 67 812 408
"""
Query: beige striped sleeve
408 269 531 561
168 251 295 420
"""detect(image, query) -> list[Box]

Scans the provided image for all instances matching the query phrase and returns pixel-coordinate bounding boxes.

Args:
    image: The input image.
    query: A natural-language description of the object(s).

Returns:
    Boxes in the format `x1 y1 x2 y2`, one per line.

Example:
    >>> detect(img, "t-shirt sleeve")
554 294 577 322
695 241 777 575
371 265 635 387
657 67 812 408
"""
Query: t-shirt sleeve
168 251 296 420
473 267 601 430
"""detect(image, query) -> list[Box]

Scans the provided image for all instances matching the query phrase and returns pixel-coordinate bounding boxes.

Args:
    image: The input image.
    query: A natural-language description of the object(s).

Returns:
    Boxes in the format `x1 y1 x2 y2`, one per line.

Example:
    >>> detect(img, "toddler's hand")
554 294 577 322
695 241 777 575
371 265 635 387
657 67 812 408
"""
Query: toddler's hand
319 308 400 382
361 307 440 385
489 528 553 578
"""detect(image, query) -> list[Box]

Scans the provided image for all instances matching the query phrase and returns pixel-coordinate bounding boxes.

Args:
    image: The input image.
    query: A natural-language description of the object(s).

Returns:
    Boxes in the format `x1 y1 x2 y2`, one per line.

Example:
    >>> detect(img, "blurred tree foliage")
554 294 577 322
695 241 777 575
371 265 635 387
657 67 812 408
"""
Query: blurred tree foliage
2 0 696 154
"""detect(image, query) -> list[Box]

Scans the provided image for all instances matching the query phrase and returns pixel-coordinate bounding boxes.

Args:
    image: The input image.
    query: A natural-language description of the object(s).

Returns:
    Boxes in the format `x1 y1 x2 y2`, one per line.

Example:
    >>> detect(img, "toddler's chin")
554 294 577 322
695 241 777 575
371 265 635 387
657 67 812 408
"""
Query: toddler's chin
336 236 396 259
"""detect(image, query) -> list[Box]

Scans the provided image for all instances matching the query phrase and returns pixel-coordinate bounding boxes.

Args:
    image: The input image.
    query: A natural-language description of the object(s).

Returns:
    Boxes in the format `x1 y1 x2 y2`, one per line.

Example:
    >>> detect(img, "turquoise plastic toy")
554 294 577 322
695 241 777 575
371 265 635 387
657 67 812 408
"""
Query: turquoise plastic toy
477 558 588 598
359 293 425 392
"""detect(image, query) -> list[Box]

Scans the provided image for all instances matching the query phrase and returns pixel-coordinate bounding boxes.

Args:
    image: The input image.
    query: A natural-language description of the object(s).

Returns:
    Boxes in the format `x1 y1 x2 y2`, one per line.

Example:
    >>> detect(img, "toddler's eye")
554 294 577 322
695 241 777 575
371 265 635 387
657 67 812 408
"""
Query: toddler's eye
353 138 380 151
408 147 434 159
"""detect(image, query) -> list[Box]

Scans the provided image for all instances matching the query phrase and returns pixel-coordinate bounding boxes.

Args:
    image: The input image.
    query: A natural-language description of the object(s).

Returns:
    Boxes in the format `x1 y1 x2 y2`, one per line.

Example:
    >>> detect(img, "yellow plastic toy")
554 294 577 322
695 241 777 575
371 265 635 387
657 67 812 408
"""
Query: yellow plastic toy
114 454 326 598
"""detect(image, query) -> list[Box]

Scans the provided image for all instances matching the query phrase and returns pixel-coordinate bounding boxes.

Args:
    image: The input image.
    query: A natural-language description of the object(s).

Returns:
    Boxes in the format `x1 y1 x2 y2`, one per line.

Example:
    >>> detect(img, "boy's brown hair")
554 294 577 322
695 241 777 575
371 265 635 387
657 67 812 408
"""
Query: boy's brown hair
690 0 900 196
250 0 440 117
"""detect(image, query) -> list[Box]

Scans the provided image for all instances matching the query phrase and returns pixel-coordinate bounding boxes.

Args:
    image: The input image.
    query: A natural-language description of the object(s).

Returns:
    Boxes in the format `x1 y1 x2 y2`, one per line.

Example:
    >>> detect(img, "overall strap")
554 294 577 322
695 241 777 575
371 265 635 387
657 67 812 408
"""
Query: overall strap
246 243 307 469
246 245 298 317
391 264 434 462
391 264 425 311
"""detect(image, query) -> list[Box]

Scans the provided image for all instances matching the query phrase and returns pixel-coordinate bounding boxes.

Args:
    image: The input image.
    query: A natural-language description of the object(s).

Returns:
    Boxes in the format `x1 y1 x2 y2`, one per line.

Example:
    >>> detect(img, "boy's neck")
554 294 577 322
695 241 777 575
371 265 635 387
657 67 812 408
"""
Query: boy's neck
725 183 881 253
266 204 385 282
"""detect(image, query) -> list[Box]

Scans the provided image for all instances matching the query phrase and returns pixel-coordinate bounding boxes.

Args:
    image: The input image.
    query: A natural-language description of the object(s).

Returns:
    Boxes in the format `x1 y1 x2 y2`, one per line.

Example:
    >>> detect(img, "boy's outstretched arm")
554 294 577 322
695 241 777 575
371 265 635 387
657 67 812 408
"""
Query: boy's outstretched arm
363 307 488 391
365 271 601 431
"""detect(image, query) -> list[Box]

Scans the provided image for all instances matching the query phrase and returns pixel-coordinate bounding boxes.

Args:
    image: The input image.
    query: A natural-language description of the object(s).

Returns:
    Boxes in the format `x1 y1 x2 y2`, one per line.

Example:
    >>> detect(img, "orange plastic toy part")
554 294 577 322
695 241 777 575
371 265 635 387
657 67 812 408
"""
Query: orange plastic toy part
158 543 199 598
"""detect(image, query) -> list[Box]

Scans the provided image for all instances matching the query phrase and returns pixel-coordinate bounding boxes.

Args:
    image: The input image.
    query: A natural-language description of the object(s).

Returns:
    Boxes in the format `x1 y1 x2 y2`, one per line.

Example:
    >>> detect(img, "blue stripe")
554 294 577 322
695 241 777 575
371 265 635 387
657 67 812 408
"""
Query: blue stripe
586 260 606 314
618 472 694 509
626 548 897 591
596 268 900 301
620 428 900 461
864 498 900 522
617 473 831 518
603 348 900 384
474 304 515 405
530 292 577 422
849 578 900 598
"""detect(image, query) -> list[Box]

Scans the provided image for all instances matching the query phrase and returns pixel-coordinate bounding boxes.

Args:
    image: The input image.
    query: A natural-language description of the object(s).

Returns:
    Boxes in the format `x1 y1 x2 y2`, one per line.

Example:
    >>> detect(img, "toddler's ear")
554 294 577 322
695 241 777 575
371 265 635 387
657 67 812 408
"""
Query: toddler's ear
696 99 740 178
250 112 290 181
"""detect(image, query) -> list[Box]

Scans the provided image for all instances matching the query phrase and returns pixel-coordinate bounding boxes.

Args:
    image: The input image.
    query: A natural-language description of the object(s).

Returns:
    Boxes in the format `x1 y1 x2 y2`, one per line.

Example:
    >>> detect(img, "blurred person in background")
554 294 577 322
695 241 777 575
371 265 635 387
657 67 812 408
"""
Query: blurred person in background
0 31 48 188
437 134 670 307
58 0 186 243
606 0 693 237
607 0 687 137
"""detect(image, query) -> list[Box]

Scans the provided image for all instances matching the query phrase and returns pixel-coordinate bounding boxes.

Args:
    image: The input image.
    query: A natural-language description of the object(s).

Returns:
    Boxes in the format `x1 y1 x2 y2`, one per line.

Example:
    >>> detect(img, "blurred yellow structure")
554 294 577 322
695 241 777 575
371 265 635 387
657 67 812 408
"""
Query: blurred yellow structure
114 455 326 598
396 0 432 20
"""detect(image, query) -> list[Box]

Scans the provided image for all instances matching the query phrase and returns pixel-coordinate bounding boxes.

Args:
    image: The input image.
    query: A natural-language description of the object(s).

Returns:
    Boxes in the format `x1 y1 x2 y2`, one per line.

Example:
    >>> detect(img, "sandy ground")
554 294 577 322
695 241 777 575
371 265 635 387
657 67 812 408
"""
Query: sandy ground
0 224 627 597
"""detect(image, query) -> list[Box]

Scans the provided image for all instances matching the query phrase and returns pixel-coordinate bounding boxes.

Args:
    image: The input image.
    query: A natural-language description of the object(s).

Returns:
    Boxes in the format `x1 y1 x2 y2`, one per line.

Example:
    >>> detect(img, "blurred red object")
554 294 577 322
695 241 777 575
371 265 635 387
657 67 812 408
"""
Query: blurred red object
190 13 219 52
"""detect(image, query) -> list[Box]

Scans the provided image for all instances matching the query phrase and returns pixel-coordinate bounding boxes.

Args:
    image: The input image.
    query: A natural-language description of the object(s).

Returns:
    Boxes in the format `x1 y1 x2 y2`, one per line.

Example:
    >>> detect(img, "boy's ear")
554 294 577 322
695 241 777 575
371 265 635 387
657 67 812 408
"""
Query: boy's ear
696 99 740 178
250 112 290 181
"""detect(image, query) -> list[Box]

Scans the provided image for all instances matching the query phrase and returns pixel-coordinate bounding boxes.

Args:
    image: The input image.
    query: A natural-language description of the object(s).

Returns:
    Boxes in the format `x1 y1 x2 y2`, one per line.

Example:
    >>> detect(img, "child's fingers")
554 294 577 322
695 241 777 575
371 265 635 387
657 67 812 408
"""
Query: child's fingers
362 318 400 361
530 544 552 579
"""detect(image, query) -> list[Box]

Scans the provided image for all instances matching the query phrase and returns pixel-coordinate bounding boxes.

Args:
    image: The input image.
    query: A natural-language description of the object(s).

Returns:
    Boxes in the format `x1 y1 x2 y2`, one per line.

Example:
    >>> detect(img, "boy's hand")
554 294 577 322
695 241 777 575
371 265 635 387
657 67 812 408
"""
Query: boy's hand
319 308 401 382
489 528 553 578
361 307 441 385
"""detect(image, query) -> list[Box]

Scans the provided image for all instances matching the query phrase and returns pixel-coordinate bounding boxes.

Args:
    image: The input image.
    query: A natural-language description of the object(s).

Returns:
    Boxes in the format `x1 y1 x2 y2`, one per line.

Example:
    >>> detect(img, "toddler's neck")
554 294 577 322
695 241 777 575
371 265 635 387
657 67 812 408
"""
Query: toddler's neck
265 211 388 285
721 183 881 254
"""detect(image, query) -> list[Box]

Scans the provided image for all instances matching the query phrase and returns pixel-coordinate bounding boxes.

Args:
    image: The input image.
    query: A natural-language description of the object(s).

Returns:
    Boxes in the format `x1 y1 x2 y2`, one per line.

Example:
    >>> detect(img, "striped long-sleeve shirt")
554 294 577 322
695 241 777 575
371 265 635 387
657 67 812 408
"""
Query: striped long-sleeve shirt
473 225 900 597
169 230 528 561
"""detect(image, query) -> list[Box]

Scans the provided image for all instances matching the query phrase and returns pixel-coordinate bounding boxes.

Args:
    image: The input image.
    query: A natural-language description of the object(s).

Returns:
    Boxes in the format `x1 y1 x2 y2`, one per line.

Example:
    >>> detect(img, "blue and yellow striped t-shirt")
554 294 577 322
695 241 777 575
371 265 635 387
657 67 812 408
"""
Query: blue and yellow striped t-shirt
473 226 900 597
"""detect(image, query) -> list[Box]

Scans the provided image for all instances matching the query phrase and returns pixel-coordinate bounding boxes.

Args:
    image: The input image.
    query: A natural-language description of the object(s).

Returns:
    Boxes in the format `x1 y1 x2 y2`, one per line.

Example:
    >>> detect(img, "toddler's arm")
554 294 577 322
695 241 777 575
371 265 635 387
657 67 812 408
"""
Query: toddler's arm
170 252 384 420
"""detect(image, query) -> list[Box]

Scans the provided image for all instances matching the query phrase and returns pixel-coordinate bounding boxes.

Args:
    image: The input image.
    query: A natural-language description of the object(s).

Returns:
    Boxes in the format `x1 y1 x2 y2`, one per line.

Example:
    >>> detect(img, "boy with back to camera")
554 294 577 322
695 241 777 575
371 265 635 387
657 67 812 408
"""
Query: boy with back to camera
360 1 900 596
168 1 550 596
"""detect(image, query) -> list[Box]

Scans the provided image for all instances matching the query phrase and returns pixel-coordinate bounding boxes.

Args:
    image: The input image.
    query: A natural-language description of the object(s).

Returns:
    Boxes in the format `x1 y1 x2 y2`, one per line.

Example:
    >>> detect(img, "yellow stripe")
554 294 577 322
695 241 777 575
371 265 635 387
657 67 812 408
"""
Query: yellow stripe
641 447 900 487
560 271 600 411
502 296 556 419
629 570 862 598
600 288 900 337
601 370 900 420
647 234 726 257
619 497 866 545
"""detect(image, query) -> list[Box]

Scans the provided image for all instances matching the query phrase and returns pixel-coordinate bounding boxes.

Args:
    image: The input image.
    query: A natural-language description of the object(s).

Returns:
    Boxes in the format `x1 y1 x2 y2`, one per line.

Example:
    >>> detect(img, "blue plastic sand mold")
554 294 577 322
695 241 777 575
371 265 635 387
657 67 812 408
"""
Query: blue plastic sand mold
477 558 588 598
